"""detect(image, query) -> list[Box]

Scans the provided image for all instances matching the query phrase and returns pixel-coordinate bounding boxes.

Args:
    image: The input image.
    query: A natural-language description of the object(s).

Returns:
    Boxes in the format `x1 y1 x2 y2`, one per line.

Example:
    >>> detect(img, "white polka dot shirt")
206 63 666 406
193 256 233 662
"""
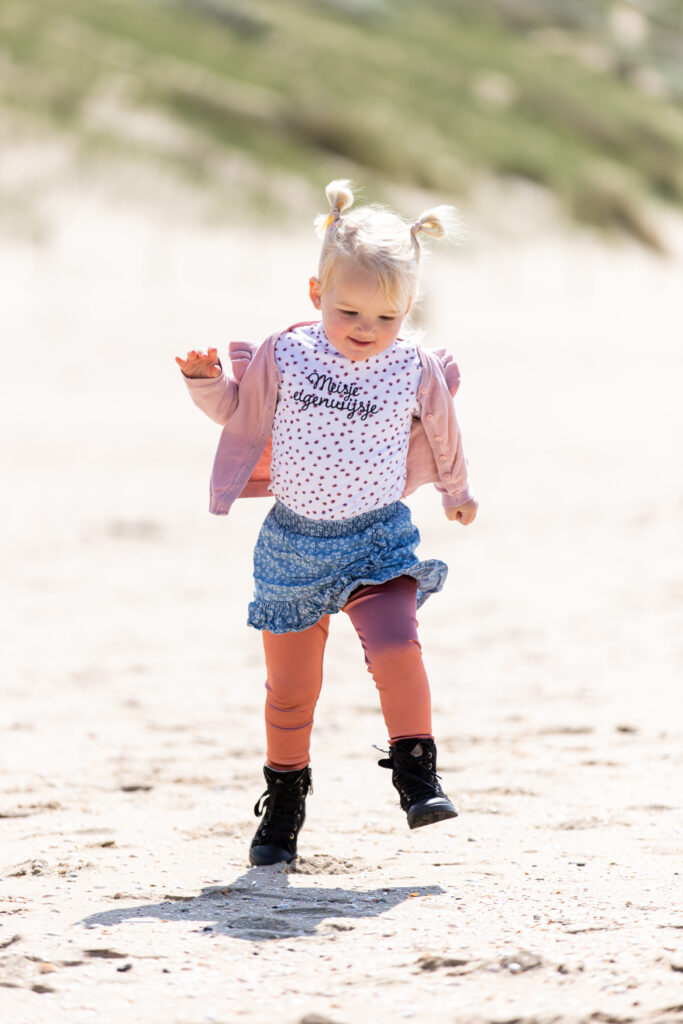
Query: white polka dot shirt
271 323 422 520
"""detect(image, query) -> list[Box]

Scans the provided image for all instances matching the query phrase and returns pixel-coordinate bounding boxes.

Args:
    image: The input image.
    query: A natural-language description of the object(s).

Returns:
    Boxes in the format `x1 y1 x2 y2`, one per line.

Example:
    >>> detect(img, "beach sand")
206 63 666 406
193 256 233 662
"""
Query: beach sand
1 190 682 1024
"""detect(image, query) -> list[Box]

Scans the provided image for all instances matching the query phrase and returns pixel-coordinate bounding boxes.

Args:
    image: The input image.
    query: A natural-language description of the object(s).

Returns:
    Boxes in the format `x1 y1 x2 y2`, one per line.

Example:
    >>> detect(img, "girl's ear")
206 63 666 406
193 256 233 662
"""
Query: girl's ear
309 276 322 310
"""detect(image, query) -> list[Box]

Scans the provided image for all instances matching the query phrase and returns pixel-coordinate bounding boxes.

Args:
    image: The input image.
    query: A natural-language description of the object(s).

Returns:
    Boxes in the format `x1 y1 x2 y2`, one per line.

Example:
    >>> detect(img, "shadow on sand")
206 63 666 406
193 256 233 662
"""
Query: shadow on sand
80 864 443 942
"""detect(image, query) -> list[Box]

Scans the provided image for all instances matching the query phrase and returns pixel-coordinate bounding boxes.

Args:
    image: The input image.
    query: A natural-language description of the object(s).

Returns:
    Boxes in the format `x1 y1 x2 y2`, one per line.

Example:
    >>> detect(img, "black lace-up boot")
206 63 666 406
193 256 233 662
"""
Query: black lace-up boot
378 738 457 829
249 765 312 866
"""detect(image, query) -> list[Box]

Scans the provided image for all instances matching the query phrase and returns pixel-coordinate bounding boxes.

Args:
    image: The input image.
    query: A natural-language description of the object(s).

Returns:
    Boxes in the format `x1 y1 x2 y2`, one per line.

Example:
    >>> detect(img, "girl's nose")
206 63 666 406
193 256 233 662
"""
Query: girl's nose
355 317 375 337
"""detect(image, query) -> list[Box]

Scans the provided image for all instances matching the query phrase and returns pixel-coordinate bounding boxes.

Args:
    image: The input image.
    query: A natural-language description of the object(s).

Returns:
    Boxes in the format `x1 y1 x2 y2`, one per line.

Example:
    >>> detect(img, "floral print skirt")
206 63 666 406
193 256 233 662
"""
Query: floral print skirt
247 500 448 634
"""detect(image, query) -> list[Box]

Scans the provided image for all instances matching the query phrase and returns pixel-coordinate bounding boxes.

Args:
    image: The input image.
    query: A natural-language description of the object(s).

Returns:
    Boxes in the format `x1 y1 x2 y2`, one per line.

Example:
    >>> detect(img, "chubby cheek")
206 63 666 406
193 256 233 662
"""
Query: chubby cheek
332 312 353 333
375 324 402 350
328 321 357 348
381 323 400 342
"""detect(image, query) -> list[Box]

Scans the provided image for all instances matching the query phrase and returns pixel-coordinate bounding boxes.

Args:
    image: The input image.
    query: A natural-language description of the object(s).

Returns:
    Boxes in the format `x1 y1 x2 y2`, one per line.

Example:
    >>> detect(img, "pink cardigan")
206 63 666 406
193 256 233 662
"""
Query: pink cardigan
184 323 473 516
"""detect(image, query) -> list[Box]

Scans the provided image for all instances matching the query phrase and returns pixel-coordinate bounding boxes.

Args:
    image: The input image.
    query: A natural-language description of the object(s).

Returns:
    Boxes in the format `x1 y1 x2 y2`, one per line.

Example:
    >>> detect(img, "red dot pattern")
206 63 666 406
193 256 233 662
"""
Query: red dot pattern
270 323 422 520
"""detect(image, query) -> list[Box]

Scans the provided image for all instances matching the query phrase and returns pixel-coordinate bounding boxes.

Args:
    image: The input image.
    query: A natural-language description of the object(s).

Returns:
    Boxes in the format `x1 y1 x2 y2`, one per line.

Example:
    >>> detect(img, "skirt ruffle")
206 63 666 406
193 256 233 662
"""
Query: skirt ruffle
247 500 447 634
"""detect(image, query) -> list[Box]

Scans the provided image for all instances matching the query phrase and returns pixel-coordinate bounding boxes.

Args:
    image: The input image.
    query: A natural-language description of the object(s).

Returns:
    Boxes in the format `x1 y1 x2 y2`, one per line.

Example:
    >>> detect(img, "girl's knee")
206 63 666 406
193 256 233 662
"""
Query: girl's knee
265 676 320 712
364 635 425 679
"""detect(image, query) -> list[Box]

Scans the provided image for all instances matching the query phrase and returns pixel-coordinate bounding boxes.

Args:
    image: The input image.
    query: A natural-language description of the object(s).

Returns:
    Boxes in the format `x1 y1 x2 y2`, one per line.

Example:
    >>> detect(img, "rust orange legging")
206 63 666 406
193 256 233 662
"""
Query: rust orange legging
262 575 433 770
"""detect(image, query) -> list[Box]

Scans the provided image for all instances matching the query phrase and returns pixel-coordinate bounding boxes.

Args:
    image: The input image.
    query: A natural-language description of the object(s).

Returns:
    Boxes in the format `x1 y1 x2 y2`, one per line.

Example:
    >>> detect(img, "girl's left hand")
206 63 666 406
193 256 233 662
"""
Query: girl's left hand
445 498 478 524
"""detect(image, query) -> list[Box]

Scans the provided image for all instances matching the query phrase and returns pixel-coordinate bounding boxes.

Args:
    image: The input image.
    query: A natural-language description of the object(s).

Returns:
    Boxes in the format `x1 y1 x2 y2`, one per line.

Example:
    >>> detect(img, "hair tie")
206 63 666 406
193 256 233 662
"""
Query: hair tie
325 207 342 233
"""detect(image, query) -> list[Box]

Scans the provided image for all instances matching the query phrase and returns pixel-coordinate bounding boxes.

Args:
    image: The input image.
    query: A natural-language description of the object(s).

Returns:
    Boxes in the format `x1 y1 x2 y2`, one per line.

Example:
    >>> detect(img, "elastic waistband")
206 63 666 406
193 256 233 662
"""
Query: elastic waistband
271 500 401 537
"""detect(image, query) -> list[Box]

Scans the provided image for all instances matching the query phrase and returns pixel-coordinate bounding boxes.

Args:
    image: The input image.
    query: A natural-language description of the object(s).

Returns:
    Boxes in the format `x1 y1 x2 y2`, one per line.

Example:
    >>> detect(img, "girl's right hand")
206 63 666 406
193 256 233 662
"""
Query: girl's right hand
175 347 222 379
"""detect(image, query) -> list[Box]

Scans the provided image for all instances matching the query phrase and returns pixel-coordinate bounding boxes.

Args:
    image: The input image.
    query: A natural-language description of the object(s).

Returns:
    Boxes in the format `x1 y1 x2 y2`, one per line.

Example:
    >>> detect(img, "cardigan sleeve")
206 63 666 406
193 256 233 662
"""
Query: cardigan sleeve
420 350 473 508
433 400 473 508
181 340 258 425
430 347 461 396
183 367 239 426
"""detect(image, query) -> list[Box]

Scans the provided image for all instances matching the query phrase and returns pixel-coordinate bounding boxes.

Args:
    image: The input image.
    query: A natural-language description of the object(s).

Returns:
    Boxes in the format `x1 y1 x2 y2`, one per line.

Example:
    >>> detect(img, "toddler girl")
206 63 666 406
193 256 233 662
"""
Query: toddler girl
176 180 478 866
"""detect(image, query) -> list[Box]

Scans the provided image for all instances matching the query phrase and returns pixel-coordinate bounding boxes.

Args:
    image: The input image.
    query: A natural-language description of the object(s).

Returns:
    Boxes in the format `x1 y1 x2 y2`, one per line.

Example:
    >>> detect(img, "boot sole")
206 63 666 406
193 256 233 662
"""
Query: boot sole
407 800 458 830
249 844 295 866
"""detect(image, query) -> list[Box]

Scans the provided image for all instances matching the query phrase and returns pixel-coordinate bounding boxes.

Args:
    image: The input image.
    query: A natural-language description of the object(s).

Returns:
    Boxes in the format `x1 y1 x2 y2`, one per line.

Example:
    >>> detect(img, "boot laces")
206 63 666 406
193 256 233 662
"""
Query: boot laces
378 744 445 804
397 758 444 804
253 771 310 843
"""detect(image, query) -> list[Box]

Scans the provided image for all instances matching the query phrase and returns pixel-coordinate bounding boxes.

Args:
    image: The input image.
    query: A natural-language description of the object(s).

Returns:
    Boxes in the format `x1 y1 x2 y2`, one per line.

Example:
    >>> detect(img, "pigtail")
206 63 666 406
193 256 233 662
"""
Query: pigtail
410 205 463 243
314 178 355 237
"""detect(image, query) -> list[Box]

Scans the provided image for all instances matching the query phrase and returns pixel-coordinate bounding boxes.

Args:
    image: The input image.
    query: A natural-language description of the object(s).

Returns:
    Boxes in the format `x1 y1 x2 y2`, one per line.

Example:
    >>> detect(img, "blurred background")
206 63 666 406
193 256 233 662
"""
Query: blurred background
1 10 682 1020
1 0 681 735
2 0 683 245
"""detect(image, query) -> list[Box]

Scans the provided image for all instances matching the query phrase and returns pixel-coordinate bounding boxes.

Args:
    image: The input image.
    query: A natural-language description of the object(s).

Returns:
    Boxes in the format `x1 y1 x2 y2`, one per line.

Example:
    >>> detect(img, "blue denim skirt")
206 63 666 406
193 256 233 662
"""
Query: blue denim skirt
247 500 448 634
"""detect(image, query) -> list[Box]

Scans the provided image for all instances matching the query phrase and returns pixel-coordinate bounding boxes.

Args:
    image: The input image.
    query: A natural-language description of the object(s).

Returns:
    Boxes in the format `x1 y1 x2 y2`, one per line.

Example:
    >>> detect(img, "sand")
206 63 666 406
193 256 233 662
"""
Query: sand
1 189 682 1024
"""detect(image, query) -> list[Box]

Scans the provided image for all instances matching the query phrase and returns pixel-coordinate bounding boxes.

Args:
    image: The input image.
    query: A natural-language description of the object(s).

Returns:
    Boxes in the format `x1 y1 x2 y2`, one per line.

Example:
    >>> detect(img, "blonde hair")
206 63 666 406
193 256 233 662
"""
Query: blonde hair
314 179 461 311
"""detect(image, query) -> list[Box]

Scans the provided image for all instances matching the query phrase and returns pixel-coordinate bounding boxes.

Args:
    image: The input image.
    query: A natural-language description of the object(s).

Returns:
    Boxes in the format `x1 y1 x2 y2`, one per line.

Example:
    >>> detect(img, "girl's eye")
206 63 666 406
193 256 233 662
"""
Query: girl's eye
340 310 357 317
380 315 396 322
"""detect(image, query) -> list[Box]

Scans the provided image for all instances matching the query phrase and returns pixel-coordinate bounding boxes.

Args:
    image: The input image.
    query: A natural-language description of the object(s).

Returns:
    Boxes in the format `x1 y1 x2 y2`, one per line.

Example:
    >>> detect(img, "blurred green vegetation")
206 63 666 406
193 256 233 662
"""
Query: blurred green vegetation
2 0 683 245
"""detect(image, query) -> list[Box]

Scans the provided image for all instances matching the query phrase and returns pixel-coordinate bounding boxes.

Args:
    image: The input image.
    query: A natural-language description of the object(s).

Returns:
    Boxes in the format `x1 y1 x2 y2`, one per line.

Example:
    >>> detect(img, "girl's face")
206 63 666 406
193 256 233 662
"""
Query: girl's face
309 261 411 361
